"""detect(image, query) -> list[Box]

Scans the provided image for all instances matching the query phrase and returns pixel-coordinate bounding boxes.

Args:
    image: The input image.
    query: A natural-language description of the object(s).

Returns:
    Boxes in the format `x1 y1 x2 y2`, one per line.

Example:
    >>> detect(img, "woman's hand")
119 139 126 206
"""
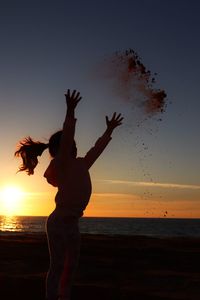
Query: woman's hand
106 112 123 135
65 89 82 111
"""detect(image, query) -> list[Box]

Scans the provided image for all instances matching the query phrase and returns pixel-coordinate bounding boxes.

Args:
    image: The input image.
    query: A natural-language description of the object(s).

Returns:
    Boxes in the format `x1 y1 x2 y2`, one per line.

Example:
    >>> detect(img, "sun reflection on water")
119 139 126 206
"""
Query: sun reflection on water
0 215 24 232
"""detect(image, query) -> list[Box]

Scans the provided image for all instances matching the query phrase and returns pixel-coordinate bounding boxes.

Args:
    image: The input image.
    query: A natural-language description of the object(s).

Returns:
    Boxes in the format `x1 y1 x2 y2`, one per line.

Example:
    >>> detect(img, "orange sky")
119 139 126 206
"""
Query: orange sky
0 139 199 218
0 171 200 218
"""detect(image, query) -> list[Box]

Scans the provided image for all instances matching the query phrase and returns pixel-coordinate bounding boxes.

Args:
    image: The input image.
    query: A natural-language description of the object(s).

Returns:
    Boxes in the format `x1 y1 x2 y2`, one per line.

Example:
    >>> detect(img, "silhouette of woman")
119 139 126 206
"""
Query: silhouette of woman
15 89 123 300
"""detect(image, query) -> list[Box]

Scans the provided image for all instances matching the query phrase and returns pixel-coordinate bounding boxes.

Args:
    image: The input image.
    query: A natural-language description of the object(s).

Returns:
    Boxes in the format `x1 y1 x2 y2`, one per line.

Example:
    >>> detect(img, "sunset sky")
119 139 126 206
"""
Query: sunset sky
0 0 199 218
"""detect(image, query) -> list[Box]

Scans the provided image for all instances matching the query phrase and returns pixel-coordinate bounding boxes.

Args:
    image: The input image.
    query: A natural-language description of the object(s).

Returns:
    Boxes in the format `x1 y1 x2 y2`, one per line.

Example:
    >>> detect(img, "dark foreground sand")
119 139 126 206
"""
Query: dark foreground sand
1 234 200 300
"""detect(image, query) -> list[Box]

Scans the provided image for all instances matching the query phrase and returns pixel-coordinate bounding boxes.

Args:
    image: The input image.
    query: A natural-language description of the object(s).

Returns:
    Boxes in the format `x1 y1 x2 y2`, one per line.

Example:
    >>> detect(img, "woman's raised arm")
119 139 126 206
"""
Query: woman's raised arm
57 89 81 164
84 113 123 169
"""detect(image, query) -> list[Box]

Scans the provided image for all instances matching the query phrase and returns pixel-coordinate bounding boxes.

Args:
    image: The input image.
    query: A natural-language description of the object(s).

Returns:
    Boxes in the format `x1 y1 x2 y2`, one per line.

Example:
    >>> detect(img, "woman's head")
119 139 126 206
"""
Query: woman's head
15 131 77 175
48 131 77 158
48 131 62 157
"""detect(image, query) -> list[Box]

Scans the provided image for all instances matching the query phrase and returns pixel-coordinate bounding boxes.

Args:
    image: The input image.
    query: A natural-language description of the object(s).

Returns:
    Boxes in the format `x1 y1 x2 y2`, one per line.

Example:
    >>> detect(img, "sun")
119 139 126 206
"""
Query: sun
0 186 25 216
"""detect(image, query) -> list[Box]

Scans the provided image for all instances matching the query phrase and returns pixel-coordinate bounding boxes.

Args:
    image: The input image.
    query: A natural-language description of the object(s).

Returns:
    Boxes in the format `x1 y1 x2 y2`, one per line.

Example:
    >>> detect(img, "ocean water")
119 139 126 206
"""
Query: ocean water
0 215 200 237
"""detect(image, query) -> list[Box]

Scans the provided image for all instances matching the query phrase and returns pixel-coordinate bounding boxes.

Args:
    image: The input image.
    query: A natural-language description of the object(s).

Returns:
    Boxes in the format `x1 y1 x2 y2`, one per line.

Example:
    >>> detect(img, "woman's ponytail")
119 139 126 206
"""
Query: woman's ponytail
15 137 49 175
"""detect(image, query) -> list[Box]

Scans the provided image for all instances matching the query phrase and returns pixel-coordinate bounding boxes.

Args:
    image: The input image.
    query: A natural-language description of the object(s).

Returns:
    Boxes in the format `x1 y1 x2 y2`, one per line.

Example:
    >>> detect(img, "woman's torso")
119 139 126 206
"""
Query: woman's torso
44 157 92 217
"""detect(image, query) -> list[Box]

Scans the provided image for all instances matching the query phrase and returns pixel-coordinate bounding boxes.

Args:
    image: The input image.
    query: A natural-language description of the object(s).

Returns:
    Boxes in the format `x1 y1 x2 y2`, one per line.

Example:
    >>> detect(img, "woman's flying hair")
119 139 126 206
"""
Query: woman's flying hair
15 137 49 175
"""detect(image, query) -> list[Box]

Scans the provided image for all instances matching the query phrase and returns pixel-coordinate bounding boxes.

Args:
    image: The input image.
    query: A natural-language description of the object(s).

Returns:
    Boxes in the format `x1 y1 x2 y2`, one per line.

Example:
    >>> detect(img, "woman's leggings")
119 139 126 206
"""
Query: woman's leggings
46 211 80 300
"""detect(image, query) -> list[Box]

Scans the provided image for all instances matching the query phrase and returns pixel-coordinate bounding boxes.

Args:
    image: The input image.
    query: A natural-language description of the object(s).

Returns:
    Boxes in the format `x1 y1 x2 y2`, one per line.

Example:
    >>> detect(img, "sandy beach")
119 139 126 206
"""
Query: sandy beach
0 234 200 300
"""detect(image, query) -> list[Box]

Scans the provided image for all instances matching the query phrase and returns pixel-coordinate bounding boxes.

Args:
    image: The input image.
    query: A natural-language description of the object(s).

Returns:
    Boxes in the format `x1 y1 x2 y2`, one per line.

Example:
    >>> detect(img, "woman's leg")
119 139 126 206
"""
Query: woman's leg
46 215 66 300
58 226 81 300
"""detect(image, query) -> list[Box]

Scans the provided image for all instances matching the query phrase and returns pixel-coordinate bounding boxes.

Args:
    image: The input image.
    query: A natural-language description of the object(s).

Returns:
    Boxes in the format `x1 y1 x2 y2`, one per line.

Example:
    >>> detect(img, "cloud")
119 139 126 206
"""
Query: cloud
93 193 135 198
101 180 200 190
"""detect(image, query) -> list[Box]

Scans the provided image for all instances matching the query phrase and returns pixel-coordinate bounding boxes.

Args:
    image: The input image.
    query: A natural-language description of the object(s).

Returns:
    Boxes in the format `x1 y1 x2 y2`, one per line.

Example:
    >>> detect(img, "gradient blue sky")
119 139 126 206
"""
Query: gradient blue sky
0 0 199 217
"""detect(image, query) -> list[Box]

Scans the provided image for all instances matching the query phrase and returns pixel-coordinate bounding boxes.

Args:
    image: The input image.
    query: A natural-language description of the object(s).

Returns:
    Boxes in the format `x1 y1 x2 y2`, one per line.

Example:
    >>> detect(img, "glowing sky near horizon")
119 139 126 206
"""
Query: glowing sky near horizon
0 0 199 217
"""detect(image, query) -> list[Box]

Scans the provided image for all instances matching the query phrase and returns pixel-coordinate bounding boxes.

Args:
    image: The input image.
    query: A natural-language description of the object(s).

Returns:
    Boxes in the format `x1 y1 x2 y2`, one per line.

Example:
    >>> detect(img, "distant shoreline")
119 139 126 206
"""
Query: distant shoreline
1 215 200 219
1 216 200 237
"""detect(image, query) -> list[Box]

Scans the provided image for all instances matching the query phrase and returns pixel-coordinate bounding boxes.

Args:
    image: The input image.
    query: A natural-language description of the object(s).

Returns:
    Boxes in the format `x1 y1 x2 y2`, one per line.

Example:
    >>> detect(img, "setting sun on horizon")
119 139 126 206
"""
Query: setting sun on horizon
0 185 25 216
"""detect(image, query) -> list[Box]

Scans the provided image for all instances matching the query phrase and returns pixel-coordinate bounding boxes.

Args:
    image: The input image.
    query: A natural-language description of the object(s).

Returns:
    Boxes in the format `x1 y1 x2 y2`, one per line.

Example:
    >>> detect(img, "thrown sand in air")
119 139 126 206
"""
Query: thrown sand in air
97 49 167 119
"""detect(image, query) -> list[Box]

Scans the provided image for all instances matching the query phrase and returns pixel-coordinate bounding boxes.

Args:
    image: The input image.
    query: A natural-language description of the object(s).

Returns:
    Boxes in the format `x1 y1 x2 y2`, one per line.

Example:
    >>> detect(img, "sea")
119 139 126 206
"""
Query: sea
0 215 200 237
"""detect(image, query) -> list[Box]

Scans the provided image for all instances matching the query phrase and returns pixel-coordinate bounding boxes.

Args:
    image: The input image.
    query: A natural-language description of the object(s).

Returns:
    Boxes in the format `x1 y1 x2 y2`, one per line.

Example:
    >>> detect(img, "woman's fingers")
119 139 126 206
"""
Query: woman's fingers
117 117 124 123
112 113 123 123
112 112 116 120
116 113 122 120
75 91 80 99
71 90 76 98
65 89 82 102
107 113 123 123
